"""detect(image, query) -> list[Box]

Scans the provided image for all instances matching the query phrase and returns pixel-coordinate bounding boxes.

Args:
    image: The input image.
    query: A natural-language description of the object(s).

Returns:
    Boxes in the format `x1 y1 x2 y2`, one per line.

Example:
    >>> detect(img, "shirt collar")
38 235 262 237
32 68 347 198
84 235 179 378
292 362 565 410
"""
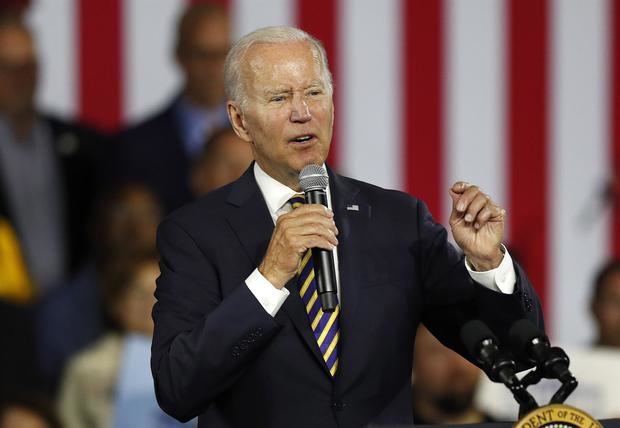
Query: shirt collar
175 95 228 122
253 162 298 217
173 96 229 157
253 162 332 218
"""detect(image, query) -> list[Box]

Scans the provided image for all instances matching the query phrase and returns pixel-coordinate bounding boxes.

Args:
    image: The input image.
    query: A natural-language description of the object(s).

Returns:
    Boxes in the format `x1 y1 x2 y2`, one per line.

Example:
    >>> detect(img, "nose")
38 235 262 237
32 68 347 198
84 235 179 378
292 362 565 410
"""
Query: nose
290 96 311 123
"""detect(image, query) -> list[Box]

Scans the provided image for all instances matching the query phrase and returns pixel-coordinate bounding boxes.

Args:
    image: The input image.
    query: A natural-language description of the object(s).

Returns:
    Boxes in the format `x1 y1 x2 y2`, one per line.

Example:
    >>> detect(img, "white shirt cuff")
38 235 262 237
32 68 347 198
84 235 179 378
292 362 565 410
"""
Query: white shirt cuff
245 269 290 316
464 245 516 294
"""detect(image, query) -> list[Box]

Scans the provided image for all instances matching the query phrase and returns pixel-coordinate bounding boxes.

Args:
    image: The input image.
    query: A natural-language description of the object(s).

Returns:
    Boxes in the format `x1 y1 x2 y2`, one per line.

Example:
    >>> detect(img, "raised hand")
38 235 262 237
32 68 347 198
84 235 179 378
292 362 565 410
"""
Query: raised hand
449 182 505 271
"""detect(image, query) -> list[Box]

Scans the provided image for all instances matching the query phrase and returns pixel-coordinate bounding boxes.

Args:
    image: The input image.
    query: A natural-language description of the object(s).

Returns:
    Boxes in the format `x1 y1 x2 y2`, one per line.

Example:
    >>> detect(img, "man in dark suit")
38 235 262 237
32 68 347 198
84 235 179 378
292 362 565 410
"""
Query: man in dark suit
0 15 103 393
151 26 543 427
113 4 231 212
0 15 103 295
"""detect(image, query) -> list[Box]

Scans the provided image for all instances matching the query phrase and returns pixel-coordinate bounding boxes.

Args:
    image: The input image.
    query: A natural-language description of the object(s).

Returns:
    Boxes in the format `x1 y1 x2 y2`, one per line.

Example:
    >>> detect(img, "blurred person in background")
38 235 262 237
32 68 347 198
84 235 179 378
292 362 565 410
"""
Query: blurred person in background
57 252 159 428
0 12 104 395
113 3 231 212
0 391 61 428
0 214 39 388
591 260 620 348
412 325 496 425
190 126 254 197
36 183 163 393
0 0 29 19
0 14 105 297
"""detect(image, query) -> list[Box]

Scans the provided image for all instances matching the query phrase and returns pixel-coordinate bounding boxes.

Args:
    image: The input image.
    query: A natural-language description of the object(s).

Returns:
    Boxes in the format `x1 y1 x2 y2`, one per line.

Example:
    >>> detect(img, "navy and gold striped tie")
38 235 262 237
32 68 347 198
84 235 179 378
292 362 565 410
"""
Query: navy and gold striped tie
289 194 340 376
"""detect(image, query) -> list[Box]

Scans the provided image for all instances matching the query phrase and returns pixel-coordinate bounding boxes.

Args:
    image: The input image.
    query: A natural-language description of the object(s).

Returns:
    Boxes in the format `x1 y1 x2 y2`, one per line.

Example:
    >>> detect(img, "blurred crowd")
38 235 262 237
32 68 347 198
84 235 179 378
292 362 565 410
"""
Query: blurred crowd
0 1 619 427
0 3 252 427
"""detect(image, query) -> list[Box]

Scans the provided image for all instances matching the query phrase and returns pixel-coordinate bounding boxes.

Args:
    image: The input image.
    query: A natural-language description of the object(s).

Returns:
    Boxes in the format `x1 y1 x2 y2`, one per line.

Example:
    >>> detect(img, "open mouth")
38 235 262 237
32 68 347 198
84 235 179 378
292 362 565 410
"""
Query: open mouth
289 134 315 144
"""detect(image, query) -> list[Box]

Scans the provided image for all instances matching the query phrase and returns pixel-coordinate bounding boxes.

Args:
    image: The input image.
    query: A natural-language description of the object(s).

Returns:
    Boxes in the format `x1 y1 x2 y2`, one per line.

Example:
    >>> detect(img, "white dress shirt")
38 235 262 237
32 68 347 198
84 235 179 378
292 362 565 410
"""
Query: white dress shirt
245 162 516 317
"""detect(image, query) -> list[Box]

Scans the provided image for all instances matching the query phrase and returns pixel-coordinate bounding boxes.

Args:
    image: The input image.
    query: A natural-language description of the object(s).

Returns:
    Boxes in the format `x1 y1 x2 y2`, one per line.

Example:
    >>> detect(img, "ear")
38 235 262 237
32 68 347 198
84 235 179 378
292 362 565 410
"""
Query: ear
227 101 252 143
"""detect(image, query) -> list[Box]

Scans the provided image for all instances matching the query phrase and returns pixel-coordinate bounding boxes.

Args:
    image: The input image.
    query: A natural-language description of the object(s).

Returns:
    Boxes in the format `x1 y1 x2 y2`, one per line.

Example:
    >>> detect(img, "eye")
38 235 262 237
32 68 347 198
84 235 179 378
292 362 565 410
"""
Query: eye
270 95 286 102
307 89 323 96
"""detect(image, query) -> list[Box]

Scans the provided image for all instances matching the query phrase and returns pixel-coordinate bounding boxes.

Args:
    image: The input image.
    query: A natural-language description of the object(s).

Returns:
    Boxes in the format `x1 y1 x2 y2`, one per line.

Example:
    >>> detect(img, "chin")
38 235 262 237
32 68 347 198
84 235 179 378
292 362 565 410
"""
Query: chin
300 152 328 168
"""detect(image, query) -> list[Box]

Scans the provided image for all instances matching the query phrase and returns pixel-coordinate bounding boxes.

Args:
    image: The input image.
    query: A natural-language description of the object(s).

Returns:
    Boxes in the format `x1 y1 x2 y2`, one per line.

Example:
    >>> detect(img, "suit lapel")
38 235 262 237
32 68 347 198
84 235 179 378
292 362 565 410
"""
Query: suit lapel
225 166 335 375
225 168 274 267
328 171 370 388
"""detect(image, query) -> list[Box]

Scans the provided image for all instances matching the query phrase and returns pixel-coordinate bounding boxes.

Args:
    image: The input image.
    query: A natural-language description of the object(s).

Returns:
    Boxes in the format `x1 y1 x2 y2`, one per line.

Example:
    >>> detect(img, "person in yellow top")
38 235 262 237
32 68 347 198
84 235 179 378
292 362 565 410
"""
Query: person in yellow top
0 210 40 391
0 215 33 304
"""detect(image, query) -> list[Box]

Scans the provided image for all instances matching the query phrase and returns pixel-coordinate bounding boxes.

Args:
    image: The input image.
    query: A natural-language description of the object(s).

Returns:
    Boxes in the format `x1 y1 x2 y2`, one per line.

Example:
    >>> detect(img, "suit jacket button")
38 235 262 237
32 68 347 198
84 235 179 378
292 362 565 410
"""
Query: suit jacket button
332 401 346 411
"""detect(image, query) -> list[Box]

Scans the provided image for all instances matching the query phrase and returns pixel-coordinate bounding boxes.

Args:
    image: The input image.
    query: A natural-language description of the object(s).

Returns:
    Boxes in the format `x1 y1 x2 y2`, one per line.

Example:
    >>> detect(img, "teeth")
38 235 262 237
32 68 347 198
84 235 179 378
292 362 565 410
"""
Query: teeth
294 135 312 142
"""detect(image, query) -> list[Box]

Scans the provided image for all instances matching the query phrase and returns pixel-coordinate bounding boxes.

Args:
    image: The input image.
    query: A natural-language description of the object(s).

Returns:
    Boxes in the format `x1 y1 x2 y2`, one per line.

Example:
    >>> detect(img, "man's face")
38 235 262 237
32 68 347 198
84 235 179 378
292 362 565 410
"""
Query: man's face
592 271 620 347
230 41 334 189
177 14 230 108
0 26 37 116
114 261 158 336
190 131 254 196
103 186 162 255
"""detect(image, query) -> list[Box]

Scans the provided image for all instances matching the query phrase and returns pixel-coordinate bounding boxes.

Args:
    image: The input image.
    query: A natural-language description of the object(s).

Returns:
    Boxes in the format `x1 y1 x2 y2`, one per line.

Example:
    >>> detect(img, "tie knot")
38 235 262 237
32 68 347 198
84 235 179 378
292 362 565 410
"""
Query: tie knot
289 194 305 209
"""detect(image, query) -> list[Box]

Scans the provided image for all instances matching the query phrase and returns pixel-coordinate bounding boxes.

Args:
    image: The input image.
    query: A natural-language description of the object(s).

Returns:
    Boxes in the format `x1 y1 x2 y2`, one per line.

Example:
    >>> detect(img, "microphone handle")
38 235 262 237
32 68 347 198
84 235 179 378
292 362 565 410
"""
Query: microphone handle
304 189 338 312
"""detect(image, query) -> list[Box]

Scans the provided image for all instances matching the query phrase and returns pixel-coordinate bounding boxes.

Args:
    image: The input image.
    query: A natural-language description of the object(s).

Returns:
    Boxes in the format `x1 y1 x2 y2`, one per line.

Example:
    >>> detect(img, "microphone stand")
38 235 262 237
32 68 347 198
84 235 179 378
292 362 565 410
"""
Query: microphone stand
519 346 578 405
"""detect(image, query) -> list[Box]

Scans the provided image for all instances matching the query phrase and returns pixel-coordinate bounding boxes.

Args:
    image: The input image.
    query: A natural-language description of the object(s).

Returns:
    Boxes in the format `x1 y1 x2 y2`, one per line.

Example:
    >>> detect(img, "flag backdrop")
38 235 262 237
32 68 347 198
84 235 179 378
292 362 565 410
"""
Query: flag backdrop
25 0 620 346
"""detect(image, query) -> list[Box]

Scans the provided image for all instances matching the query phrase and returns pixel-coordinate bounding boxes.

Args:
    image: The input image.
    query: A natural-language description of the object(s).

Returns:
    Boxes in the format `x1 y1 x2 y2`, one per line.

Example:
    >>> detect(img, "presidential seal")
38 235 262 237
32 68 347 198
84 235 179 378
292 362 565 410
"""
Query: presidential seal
515 404 602 428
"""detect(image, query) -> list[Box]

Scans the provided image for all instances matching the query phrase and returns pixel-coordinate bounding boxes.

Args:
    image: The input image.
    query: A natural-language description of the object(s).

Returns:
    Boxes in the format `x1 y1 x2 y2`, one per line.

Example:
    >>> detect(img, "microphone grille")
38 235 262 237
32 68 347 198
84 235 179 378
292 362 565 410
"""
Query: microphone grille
509 319 548 359
299 164 329 192
460 320 498 357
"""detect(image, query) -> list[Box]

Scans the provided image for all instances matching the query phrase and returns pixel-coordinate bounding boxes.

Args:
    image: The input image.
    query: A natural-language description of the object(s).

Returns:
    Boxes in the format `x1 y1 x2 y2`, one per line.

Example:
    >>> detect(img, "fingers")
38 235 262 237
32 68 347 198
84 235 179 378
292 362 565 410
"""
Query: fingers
259 204 339 288
450 182 505 228
463 193 488 225
277 205 338 239
285 223 338 247
452 183 479 213
450 181 470 197
290 234 338 253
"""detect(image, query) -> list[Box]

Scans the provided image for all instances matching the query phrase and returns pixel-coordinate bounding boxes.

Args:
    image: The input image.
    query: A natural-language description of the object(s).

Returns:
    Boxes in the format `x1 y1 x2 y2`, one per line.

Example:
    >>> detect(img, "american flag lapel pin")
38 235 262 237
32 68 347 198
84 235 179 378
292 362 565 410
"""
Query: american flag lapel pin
346 204 359 211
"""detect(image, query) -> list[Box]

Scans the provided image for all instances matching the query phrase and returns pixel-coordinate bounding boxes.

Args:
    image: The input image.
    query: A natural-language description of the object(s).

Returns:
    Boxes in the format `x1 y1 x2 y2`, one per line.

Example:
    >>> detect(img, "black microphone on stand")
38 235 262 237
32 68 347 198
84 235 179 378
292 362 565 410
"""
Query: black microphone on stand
509 319 578 404
460 320 538 417
299 164 338 312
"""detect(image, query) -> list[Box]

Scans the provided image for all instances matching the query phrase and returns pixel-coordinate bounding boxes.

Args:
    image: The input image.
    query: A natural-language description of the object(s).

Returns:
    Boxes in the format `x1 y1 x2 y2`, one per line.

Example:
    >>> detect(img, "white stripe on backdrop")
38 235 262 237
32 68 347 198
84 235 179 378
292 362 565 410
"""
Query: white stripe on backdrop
443 0 507 230
123 0 186 123
339 0 402 190
550 0 611 345
25 0 616 346
27 0 76 118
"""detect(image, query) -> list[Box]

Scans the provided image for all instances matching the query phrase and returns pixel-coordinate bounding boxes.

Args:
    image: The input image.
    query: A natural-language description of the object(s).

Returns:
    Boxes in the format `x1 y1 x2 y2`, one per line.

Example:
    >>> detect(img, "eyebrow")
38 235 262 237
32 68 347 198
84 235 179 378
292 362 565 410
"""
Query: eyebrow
264 88 292 96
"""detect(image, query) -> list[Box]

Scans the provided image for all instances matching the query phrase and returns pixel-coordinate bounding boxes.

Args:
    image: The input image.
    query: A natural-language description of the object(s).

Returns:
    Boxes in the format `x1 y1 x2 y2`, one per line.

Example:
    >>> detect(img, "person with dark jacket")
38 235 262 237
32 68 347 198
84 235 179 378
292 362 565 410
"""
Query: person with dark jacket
0 15 105 295
151 26 544 427
0 14 105 393
113 4 231 212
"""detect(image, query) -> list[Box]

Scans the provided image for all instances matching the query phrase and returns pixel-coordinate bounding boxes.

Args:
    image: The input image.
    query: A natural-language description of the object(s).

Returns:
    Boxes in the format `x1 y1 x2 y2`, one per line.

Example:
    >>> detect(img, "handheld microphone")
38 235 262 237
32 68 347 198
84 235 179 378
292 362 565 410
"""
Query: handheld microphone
460 320 538 415
299 165 338 312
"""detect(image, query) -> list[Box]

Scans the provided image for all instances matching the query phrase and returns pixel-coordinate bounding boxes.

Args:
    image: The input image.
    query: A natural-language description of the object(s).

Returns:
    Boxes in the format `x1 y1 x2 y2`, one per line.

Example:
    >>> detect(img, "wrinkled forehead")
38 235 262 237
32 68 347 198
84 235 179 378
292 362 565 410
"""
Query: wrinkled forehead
241 42 326 89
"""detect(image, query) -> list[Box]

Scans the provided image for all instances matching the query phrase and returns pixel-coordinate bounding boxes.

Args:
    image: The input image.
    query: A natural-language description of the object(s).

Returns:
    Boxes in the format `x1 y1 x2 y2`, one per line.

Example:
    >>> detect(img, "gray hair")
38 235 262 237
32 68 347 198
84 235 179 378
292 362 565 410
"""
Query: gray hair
224 26 333 106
